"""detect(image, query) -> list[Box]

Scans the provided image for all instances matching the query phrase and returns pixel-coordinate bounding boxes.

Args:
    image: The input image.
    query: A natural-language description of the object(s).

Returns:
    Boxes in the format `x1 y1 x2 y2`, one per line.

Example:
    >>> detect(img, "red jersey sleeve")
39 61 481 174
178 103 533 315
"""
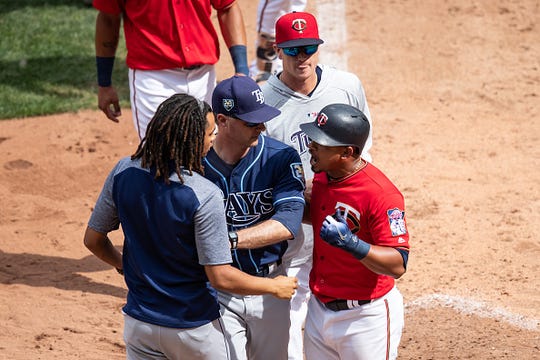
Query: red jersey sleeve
366 191 410 250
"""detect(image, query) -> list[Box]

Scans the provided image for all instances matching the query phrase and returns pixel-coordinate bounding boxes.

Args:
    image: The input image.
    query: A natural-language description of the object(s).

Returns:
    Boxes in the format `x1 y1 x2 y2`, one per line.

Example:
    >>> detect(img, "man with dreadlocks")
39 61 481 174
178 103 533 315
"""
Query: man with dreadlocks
83 93 298 360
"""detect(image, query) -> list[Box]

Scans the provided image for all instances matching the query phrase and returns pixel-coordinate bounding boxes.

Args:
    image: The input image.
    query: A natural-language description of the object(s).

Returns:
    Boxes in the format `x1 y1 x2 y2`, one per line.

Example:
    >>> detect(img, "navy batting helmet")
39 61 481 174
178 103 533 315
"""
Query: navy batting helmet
299 103 370 152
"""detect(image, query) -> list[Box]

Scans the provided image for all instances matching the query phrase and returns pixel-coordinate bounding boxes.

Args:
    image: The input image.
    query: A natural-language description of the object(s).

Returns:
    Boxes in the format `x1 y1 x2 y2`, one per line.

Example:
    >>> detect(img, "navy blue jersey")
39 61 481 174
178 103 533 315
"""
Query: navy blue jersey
88 157 232 328
203 135 305 274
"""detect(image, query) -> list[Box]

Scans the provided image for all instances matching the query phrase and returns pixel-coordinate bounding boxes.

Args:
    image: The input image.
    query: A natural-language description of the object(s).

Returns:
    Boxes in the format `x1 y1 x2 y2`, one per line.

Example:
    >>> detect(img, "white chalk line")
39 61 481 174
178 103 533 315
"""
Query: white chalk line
405 293 540 331
315 0 348 71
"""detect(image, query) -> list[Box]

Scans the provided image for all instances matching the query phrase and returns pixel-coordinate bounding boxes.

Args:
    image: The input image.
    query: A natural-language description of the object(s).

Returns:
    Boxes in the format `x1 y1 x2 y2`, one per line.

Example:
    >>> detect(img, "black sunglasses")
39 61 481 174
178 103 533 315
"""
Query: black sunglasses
282 45 319 57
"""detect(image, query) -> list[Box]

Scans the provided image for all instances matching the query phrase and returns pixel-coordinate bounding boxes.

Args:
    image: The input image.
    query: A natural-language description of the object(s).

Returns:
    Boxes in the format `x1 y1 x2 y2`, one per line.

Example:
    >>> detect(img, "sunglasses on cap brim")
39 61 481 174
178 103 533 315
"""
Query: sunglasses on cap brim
282 45 319 57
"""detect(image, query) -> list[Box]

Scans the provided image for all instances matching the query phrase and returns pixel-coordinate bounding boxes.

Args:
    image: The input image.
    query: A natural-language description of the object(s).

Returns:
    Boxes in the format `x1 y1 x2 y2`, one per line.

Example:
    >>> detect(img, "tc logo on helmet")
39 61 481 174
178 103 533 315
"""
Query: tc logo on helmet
316 112 328 127
291 18 307 32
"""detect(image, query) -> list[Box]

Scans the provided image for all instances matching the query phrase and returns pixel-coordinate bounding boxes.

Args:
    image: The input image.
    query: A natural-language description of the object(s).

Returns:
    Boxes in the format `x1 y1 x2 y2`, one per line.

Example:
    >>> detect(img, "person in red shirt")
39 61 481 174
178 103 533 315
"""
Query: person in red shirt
300 103 410 360
93 0 249 139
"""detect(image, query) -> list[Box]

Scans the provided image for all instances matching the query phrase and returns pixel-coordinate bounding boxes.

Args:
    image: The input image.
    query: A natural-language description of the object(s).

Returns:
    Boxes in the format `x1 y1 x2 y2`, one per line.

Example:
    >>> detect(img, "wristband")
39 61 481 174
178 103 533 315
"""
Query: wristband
228 45 249 75
348 236 371 260
96 56 115 87
228 231 238 250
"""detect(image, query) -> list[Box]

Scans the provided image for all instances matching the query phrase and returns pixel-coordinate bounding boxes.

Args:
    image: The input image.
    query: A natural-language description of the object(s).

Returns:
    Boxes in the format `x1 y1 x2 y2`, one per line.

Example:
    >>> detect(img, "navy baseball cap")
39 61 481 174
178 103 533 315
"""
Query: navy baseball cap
212 76 281 123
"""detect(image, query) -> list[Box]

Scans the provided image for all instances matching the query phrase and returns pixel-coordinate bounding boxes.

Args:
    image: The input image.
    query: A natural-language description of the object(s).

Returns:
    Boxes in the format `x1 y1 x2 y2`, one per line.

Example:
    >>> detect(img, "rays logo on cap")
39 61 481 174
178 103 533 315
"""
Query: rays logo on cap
251 89 265 104
291 18 307 32
223 99 234 112
316 112 328 127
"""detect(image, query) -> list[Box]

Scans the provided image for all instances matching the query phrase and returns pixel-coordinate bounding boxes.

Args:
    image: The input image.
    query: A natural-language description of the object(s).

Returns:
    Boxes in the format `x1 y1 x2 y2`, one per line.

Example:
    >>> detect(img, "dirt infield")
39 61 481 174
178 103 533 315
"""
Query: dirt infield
0 0 538 358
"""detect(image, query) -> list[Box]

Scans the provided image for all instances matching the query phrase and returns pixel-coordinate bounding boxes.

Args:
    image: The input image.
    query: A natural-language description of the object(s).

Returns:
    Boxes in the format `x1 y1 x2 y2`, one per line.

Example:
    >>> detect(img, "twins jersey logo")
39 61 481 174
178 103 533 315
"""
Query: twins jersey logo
223 99 234 111
387 208 407 236
335 202 361 234
291 18 307 32
290 130 311 156
225 189 273 227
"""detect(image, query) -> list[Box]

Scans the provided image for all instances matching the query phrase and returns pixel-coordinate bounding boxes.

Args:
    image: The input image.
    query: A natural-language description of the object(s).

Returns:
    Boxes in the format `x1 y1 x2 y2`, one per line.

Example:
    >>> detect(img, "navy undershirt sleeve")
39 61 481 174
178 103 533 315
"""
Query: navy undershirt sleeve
271 201 304 239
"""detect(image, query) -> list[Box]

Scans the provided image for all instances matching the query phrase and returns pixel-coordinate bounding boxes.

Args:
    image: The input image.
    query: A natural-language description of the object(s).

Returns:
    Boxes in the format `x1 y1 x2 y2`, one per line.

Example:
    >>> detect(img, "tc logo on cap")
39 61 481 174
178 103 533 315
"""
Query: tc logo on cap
291 18 307 32
316 112 328 127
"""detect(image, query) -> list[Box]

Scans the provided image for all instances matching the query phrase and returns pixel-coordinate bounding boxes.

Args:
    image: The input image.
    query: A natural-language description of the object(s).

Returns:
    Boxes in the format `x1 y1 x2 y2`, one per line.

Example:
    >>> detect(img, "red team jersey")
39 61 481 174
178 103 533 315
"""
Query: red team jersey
309 162 410 303
93 0 235 70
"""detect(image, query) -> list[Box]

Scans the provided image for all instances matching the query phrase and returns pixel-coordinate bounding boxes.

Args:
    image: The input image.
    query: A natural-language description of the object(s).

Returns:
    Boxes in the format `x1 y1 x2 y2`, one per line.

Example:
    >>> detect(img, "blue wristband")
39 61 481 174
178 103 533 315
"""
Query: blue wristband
96 56 115 87
228 45 249 75
347 236 371 260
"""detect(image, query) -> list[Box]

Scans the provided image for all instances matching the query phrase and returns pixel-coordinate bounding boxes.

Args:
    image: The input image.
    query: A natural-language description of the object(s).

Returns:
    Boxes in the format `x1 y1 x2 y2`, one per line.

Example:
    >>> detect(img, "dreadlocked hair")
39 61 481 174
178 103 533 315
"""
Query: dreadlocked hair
131 94 212 185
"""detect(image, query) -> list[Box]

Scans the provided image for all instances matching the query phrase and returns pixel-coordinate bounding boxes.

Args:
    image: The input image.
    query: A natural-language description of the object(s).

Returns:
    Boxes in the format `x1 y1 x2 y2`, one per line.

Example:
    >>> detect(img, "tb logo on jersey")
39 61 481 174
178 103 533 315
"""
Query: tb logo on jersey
225 189 273 227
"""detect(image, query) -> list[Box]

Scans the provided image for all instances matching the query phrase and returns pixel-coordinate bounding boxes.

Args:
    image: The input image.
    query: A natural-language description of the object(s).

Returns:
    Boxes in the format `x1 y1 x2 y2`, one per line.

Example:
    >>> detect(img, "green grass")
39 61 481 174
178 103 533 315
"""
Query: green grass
0 0 129 119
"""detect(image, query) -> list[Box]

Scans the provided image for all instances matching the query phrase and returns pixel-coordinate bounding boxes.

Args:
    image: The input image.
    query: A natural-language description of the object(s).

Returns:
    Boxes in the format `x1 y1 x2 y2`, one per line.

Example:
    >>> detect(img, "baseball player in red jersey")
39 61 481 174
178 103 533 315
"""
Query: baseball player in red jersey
300 103 410 360
93 0 249 139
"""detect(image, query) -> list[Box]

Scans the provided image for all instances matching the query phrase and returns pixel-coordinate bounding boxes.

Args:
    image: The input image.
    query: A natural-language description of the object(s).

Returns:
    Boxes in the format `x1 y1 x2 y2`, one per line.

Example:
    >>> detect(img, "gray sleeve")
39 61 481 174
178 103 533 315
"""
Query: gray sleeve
87 161 122 234
192 178 232 266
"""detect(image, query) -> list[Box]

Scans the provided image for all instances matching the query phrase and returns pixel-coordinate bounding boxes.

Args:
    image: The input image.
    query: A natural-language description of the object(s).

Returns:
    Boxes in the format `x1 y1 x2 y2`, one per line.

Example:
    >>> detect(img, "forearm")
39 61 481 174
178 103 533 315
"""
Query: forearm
95 12 121 57
360 246 406 279
83 227 122 269
217 2 246 47
206 264 279 296
236 219 293 249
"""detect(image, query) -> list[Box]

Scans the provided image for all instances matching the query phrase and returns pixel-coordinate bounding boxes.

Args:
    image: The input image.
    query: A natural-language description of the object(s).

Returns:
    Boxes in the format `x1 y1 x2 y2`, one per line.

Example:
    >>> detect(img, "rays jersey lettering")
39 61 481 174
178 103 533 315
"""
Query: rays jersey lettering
225 188 273 227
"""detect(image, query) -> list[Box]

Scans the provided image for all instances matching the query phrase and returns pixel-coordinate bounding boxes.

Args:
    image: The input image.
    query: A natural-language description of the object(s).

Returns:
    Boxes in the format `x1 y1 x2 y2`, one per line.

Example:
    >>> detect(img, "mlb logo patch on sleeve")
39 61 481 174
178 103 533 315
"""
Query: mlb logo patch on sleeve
387 208 407 236
290 162 305 185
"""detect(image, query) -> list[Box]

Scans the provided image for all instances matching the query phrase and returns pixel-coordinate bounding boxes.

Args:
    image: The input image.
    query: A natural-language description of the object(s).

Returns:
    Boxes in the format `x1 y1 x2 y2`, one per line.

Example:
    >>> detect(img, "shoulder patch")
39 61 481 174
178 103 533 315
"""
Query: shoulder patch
387 208 407 236
290 162 305 186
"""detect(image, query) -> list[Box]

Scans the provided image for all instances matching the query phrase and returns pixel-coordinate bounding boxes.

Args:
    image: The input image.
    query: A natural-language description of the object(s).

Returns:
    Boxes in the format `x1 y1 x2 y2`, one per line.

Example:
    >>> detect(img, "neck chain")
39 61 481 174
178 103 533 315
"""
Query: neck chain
328 159 367 182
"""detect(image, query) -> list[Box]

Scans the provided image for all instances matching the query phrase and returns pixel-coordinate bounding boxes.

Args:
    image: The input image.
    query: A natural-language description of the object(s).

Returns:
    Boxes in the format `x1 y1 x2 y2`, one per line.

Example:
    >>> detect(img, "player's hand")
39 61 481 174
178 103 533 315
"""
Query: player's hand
320 209 371 260
320 209 352 247
98 86 121 122
271 275 298 299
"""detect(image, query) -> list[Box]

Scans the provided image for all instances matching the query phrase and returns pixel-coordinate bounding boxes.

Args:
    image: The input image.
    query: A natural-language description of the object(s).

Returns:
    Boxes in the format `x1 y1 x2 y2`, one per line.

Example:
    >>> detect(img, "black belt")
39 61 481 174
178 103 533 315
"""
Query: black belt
181 64 203 70
324 299 372 312
251 259 282 277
